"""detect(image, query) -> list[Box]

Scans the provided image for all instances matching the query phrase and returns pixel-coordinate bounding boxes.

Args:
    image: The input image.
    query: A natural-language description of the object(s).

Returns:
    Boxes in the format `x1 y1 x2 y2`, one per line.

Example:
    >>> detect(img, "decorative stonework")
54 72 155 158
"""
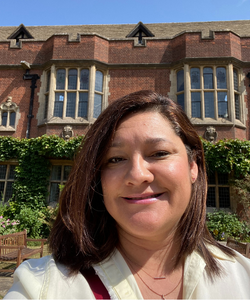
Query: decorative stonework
61 125 73 141
0 96 18 112
204 126 218 143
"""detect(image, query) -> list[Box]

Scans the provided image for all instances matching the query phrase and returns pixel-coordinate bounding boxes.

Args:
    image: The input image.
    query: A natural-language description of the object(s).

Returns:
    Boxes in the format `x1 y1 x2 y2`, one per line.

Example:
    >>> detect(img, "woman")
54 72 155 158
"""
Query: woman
5 90 250 299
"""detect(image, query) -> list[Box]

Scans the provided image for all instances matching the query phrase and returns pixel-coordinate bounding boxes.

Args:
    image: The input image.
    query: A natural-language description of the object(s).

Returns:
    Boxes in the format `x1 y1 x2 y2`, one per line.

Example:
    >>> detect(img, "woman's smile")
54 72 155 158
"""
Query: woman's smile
122 192 164 203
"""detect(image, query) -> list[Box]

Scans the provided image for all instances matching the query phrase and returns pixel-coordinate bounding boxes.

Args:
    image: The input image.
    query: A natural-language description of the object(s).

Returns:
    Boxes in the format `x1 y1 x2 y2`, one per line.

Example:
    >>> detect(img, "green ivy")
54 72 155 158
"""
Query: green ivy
0 135 83 237
202 139 250 178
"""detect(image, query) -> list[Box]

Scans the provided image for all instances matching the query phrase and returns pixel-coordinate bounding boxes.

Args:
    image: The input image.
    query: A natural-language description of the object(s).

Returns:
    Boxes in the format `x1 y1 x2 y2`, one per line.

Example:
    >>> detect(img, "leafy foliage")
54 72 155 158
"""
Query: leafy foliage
202 139 250 178
206 210 250 241
0 135 83 237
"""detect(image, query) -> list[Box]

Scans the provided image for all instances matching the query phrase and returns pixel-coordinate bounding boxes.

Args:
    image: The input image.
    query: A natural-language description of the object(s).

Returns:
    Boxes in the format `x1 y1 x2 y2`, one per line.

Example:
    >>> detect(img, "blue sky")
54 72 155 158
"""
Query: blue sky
0 0 250 26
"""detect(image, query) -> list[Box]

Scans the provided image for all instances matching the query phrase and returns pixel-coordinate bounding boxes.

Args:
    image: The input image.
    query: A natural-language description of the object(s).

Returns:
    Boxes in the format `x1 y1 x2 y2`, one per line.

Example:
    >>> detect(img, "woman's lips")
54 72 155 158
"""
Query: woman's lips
122 193 163 204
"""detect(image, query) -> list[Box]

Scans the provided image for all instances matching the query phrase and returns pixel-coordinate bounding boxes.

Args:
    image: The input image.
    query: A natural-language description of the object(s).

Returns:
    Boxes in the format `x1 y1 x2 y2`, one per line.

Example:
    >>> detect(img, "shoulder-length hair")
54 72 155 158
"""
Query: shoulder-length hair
49 90 234 276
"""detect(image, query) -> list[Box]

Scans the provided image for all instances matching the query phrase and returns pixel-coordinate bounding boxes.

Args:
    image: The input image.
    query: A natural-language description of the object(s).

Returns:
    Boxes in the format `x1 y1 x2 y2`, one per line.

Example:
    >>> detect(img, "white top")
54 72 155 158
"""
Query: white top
4 246 250 299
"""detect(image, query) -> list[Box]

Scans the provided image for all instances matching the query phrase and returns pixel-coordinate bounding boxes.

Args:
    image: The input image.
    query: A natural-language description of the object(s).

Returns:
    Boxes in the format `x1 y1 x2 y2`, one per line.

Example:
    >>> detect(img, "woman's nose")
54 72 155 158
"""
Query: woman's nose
125 156 154 185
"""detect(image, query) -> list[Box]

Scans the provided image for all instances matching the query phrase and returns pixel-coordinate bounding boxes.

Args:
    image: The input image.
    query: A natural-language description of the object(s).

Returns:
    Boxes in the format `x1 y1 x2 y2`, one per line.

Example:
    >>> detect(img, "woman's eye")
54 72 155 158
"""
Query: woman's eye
108 157 124 164
152 151 169 158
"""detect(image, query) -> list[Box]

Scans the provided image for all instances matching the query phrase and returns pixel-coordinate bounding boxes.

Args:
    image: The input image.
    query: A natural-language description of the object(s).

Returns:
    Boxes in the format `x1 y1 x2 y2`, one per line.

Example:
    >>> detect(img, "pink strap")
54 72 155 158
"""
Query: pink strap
81 267 111 299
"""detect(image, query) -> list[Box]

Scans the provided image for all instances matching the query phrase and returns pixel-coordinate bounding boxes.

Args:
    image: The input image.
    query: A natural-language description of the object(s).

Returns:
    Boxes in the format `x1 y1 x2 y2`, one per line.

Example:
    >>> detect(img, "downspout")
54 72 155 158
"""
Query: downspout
23 70 40 138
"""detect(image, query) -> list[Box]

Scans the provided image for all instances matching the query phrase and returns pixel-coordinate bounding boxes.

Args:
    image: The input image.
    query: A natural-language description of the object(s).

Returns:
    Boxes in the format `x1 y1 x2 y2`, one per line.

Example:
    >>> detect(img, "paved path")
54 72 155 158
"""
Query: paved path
0 273 13 298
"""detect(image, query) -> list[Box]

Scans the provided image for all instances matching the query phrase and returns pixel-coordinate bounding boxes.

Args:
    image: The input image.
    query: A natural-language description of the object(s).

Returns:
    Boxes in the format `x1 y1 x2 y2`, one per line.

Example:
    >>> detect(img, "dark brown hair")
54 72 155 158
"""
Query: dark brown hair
49 90 235 276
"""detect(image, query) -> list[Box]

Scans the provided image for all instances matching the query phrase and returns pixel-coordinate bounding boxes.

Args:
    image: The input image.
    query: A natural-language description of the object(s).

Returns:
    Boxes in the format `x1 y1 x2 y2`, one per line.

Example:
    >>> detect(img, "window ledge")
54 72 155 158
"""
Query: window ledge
0 126 16 132
191 118 246 128
39 117 94 126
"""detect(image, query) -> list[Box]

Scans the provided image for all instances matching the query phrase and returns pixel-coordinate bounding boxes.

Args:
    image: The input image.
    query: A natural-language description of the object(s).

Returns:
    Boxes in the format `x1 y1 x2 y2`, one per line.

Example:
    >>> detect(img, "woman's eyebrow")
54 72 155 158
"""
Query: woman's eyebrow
110 137 174 148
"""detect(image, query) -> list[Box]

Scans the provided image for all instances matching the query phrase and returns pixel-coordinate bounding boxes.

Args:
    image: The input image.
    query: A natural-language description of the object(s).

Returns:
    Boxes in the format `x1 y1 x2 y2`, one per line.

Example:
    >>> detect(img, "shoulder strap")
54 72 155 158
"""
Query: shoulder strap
81 267 111 299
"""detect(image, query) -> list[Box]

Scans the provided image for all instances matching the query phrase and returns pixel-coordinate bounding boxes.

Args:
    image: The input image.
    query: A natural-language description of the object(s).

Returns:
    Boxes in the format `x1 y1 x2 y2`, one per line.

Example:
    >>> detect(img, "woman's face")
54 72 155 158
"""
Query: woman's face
101 111 198 241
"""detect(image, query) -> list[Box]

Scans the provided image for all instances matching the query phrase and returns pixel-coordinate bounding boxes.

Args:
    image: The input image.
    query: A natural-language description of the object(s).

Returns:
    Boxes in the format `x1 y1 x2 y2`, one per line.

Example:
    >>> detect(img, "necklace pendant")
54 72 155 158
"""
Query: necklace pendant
154 276 166 280
162 295 166 300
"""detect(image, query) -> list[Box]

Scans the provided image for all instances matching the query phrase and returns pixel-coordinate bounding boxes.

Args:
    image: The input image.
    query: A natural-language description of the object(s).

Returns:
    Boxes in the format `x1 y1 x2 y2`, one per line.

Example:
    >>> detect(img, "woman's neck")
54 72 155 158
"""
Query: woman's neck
117 228 182 276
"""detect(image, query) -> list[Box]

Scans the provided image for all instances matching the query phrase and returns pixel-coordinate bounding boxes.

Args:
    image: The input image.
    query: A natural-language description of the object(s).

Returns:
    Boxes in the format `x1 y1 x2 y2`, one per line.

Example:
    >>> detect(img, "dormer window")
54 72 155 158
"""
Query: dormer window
126 22 154 45
8 24 34 46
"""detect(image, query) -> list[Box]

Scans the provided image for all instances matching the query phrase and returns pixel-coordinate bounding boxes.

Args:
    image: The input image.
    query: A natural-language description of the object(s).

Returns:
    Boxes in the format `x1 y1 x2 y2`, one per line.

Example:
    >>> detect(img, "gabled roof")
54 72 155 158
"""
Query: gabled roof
1 20 250 42
7 24 34 40
126 22 155 38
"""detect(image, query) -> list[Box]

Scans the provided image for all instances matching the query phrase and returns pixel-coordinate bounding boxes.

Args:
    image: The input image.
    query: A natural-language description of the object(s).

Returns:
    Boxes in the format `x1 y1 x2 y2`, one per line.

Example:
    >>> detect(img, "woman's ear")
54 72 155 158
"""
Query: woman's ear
190 161 198 183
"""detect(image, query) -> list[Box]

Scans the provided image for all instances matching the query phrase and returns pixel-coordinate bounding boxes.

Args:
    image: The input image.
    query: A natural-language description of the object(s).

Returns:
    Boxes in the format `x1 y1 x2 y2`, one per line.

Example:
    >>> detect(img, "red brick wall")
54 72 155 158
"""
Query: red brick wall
108 69 171 102
0 69 42 138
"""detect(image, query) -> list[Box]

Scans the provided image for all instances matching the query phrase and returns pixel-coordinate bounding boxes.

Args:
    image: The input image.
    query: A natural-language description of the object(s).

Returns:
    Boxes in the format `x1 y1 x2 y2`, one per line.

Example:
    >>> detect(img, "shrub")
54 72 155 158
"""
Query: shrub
206 210 250 241
0 215 20 235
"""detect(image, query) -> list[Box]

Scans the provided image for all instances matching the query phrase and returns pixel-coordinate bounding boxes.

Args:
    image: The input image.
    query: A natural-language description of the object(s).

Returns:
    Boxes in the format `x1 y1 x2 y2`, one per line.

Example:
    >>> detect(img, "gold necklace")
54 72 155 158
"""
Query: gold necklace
120 247 166 280
128 261 183 300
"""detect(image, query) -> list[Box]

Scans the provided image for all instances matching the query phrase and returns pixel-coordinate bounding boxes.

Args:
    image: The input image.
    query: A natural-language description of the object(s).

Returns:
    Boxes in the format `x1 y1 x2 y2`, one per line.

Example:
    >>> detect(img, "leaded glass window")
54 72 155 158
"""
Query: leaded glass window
53 68 104 120
0 164 16 202
207 171 230 209
190 68 200 89
203 68 213 89
204 92 215 118
49 164 72 203
68 69 77 90
191 92 201 118
56 69 66 90
217 67 227 89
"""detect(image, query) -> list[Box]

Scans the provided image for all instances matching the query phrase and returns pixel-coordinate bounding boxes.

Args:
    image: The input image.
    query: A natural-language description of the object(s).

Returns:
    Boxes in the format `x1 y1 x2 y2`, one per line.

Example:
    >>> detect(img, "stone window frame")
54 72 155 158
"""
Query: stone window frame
0 97 19 132
175 63 245 127
39 64 109 125
48 160 73 204
206 171 232 212
0 161 17 202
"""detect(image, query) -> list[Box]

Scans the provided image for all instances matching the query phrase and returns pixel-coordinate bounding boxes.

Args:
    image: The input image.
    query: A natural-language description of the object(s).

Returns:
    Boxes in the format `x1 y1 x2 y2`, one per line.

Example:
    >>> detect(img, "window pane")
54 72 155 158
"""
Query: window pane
46 71 51 92
235 94 240 120
233 69 238 91
5 182 13 201
207 187 216 207
10 112 16 127
51 165 62 180
219 187 230 208
218 92 228 118
177 70 184 92
0 182 4 201
49 183 60 202
54 93 64 118
44 95 49 119
203 68 214 89
2 112 7 126
204 92 215 118
0 165 7 179
66 92 76 118
208 172 216 184
217 67 227 89
95 71 103 92
93 94 102 118
218 173 228 185
80 69 89 90
8 165 16 180
191 92 201 118
78 92 88 118
177 94 184 111
190 68 200 89
56 69 66 90
63 166 72 181
68 69 77 90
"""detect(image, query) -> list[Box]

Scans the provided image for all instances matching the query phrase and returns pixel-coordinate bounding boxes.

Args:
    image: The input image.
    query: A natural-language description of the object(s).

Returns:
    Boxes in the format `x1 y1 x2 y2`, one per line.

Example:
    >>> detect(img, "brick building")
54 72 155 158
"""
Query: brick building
0 20 250 210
